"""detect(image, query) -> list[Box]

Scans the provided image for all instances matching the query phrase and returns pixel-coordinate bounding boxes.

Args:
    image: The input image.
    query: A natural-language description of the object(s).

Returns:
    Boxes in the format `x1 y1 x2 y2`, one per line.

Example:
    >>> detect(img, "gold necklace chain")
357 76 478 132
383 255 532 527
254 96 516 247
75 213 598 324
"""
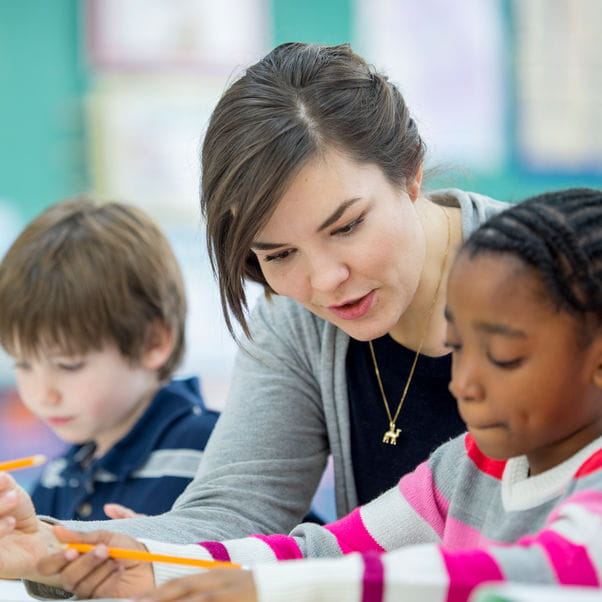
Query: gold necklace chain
368 207 451 445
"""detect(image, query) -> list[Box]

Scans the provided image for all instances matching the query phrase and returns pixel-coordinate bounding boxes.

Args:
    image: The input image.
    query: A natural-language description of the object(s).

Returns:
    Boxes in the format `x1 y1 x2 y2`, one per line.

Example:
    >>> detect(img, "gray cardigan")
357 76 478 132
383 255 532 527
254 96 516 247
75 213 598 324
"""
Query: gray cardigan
54 189 508 542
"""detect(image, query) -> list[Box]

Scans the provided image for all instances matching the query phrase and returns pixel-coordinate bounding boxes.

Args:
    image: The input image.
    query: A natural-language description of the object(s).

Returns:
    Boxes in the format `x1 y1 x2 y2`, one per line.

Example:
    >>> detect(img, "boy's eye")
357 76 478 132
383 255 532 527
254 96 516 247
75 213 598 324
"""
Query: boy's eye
59 362 85 372
265 248 295 263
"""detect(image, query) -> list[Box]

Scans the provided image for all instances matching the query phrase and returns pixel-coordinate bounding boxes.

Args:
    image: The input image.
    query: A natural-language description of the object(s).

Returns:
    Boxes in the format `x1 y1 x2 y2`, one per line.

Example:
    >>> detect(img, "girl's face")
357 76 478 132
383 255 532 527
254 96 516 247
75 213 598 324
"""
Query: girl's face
251 149 425 341
446 252 602 475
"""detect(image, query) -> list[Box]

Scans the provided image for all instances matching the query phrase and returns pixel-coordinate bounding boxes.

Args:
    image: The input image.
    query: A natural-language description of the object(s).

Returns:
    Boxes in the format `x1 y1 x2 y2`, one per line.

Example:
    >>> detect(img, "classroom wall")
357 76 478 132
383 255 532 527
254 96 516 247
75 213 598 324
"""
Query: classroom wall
0 0 601 498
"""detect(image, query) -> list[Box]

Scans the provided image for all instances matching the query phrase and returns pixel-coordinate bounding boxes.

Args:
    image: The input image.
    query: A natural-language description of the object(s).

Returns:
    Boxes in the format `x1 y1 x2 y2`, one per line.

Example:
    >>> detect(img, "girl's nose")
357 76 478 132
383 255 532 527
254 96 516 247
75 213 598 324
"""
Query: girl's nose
448 358 485 403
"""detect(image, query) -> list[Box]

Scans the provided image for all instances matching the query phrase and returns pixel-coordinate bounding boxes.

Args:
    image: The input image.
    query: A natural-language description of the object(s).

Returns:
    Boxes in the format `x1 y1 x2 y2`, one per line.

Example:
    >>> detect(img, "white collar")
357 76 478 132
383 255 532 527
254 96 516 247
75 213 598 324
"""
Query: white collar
501 435 602 512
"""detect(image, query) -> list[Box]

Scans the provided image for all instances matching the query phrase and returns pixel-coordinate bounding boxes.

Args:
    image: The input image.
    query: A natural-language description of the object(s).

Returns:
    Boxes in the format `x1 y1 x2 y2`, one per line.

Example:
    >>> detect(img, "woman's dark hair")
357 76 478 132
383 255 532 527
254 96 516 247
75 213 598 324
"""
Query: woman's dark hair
463 188 602 330
201 42 425 337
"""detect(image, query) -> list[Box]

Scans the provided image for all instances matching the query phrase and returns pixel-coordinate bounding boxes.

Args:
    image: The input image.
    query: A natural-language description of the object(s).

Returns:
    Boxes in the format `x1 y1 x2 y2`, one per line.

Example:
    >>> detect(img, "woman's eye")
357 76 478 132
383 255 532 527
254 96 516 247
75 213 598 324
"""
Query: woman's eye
265 248 295 263
444 341 462 353
333 217 363 236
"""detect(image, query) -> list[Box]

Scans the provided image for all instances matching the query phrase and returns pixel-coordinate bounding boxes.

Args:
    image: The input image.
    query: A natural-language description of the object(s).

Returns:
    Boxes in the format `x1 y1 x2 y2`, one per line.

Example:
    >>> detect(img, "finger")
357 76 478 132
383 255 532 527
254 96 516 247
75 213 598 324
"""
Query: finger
52 524 114 546
0 472 16 491
136 577 201 602
54 544 116 597
103 503 141 519
0 489 19 514
0 516 16 536
72 557 122 600
38 547 80 576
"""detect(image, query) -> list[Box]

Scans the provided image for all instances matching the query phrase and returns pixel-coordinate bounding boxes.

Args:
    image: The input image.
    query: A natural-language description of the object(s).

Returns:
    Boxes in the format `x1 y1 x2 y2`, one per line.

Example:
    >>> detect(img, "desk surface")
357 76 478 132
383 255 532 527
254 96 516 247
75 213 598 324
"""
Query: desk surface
0 579 33 601
0 579 126 602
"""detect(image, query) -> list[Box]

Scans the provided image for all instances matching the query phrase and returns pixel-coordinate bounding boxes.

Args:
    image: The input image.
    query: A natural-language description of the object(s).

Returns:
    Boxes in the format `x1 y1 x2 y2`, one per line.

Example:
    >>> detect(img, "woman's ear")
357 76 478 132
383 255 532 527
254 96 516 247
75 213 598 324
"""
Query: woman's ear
406 163 424 202
141 320 176 372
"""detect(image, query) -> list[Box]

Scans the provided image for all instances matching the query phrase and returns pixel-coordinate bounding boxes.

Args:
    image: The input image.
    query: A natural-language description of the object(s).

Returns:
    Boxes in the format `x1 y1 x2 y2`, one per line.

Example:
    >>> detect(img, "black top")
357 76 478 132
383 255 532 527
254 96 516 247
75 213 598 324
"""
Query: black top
346 334 465 505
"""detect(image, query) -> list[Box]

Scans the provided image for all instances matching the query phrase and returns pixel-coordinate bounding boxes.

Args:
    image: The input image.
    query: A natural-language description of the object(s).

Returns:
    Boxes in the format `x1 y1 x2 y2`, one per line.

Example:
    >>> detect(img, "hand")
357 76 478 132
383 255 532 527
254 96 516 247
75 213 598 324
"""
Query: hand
0 472 61 581
104 502 146 519
37 525 155 599
134 569 258 602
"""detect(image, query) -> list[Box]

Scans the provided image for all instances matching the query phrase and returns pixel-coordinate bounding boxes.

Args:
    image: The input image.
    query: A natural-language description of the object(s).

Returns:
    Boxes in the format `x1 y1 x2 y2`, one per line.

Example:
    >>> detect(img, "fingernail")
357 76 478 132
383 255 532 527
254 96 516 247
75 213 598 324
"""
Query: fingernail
3 490 17 502
2 516 15 528
94 545 109 559
65 549 79 561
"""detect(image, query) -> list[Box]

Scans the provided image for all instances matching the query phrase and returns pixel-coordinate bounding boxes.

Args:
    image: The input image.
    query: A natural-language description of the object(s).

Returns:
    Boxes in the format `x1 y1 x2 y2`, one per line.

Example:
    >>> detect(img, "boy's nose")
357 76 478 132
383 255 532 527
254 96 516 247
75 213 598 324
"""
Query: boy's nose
37 383 61 406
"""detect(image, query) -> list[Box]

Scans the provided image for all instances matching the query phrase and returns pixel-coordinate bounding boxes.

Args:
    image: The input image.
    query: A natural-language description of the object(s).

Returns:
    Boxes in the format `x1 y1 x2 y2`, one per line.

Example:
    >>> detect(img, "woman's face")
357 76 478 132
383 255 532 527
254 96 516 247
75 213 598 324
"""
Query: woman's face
251 149 426 341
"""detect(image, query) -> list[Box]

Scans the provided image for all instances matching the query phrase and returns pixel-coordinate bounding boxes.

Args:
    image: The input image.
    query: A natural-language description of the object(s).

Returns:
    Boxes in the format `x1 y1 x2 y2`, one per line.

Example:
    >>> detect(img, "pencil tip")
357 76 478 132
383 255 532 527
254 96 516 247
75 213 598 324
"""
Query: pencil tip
33 454 47 466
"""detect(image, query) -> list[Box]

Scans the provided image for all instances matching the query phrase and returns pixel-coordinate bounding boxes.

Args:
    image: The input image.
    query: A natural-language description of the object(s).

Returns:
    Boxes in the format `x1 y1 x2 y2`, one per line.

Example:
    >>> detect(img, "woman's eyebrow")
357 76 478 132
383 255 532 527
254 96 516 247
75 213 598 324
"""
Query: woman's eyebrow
251 198 363 250
316 198 361 232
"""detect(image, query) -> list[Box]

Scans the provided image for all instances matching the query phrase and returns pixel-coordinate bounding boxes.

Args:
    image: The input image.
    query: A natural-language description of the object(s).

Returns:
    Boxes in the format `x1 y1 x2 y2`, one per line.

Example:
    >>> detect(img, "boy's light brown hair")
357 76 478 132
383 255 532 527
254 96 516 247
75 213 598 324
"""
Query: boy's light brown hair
0 197 186 381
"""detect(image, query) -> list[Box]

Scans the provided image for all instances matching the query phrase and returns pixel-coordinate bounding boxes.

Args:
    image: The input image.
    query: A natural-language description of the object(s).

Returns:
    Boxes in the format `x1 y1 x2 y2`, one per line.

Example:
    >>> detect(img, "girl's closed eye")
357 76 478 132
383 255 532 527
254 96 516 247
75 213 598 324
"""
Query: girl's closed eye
14 361 31 371
486 351 524 370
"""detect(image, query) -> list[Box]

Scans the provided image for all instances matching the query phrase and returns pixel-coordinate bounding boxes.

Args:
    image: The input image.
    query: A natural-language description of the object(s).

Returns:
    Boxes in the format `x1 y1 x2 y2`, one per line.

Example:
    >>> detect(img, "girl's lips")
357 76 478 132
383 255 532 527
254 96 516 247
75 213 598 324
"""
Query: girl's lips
328 290 376 320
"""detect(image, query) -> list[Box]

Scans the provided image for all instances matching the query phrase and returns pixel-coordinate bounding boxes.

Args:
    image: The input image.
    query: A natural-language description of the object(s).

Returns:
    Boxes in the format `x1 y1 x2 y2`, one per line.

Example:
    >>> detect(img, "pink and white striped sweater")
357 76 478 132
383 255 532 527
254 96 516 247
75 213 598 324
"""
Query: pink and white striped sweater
141 433 602 602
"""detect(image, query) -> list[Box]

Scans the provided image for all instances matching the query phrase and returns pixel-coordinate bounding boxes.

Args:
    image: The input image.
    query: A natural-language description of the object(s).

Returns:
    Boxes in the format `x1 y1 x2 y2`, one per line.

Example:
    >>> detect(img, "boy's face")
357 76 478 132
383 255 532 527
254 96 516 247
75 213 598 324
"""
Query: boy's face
445 252 602 476
12 343 160 457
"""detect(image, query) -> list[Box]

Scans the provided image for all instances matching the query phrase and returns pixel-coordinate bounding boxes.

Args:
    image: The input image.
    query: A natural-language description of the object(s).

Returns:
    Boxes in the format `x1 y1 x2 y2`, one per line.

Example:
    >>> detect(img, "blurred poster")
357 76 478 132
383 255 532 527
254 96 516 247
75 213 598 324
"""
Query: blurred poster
355 0 507 172
513 0 602 174
86 0 269 72
87 75 222 223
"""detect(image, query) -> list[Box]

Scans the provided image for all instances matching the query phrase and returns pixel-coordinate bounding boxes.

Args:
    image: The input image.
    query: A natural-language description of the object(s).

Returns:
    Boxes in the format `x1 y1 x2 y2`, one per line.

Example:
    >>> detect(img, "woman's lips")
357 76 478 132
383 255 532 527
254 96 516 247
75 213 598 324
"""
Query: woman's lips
328 290 376 320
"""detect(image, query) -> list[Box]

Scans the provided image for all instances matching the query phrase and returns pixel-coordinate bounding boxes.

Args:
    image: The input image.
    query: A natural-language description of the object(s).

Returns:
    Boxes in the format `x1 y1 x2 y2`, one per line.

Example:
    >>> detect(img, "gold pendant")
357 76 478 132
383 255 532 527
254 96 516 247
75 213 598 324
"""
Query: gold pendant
382 422 401 445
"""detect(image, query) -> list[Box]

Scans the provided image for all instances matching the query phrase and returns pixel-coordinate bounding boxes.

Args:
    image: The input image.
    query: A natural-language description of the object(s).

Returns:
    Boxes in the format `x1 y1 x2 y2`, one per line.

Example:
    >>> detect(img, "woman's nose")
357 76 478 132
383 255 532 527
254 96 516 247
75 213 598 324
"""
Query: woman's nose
308 254 350 293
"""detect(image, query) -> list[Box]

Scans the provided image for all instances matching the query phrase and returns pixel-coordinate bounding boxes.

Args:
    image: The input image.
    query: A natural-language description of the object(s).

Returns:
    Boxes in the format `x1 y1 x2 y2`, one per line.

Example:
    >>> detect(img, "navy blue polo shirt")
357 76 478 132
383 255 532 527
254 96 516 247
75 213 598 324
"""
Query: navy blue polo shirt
31 377 219 520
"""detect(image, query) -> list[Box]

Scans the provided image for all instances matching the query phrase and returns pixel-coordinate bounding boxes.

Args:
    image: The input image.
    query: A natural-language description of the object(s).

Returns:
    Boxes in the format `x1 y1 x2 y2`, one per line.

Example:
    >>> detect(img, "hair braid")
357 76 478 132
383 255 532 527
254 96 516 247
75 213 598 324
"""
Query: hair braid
464 188 602 324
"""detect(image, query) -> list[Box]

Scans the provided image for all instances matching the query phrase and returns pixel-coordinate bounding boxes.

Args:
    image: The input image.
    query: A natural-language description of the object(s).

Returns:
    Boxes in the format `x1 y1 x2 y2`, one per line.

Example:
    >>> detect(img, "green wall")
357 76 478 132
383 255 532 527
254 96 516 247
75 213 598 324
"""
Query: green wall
1 0 600 222
0 0 87 221
272 0 351 45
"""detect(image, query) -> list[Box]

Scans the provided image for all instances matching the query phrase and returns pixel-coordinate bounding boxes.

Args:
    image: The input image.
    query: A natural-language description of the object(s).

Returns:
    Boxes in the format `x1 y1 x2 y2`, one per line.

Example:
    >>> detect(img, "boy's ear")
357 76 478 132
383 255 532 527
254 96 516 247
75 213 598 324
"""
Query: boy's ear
141 320 175 372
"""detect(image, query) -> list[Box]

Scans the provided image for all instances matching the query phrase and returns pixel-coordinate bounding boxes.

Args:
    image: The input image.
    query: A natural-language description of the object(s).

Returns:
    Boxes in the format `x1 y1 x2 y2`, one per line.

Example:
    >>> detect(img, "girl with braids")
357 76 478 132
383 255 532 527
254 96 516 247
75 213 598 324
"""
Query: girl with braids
20 188 602 601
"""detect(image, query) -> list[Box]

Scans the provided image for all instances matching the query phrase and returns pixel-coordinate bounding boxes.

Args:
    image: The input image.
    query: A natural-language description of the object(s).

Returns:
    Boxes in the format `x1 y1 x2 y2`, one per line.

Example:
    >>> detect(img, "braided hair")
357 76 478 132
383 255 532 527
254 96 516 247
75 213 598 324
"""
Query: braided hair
463 188 602 331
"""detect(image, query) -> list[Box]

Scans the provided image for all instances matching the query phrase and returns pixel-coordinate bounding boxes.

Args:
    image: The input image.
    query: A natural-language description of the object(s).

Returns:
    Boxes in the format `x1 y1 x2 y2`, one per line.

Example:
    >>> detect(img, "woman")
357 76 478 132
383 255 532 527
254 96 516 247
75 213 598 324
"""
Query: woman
0 42 508 593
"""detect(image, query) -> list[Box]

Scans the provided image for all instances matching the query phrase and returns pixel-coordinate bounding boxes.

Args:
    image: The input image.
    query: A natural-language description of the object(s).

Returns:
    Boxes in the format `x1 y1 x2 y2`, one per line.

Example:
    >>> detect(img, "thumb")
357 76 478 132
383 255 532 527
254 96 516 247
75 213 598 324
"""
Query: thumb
52 524 114 546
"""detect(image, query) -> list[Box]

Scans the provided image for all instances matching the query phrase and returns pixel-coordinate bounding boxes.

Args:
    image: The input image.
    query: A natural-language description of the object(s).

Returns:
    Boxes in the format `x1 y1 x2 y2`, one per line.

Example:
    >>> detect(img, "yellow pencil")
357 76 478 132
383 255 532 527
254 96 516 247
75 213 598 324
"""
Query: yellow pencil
65 543 242 569
0 454 46 472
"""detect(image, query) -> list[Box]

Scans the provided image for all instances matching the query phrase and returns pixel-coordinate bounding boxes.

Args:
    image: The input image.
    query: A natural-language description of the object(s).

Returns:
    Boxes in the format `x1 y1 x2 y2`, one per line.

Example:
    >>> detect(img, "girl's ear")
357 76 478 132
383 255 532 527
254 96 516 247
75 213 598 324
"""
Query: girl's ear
141 320 176 372
406 163 424 202
590 334 602 390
